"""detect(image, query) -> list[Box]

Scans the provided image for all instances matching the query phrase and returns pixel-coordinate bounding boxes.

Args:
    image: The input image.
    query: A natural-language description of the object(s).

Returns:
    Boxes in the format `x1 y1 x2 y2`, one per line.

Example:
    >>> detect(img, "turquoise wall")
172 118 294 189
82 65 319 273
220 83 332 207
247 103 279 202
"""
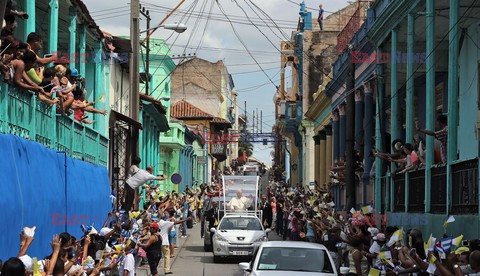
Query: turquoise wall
458 24 480 161
387 212 479 240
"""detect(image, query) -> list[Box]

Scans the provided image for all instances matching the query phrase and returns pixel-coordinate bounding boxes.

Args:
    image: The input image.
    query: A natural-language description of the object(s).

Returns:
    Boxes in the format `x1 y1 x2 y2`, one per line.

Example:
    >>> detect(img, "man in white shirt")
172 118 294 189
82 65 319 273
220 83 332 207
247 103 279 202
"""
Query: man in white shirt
227 189 253 212
158 214 192 275
124 157 166 211
119 240 136 276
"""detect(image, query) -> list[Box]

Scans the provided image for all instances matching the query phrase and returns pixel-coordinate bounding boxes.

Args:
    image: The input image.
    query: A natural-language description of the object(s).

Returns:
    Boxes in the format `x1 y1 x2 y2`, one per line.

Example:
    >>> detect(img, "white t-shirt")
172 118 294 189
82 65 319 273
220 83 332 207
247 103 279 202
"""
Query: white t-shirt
159 220 174 246
119 253 135 276
126 169 156 189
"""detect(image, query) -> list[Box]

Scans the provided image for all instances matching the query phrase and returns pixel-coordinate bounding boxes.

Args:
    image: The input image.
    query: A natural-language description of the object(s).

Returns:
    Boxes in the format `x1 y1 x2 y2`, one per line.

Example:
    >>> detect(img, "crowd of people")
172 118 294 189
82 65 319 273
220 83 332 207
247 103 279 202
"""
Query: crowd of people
260 180 479 276
0 2 106 124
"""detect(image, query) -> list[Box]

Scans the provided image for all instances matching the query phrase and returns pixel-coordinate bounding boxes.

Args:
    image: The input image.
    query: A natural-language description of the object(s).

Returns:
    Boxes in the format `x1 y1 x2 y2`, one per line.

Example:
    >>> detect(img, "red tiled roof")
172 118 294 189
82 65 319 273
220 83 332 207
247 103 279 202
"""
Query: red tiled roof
211 117 232 126
170 100 214 119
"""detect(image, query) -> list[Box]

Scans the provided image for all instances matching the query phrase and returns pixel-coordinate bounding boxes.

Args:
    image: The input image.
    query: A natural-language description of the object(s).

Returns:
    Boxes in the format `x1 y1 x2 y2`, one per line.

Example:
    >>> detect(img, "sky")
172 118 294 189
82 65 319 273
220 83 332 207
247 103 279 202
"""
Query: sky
85 0 351 166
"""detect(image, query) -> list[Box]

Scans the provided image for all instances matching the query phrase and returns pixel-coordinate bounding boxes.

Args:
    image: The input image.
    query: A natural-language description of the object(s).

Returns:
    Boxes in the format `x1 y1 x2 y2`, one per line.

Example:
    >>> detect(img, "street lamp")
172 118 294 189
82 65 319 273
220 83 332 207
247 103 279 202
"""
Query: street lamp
140 23 188 34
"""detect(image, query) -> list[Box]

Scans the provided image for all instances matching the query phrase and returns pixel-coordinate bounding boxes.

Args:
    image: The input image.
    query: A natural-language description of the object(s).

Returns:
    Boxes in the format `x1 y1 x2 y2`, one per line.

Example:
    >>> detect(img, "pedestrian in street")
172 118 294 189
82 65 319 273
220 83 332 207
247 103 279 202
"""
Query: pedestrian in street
158 212 191 275
276 198 284 236
206 201 219 248
119 239 136 276
261 195 273 229
125 158 166 211
139 223 162 276
318 4 325 31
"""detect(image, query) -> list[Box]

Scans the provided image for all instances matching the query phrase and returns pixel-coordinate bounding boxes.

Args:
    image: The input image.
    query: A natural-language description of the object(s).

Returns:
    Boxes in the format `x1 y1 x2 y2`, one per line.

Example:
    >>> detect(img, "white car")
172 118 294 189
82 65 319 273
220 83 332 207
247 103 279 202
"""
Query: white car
239 241 349 275
211 214 270 263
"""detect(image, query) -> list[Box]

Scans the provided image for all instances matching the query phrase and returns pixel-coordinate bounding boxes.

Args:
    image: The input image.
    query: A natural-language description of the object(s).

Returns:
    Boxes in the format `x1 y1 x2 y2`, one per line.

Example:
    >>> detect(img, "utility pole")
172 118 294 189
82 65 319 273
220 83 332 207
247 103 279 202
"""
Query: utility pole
130 0 140 157
253 110 255 135
256 108 259 134
345 45 356 210
260 110 263 133
140 5 151 95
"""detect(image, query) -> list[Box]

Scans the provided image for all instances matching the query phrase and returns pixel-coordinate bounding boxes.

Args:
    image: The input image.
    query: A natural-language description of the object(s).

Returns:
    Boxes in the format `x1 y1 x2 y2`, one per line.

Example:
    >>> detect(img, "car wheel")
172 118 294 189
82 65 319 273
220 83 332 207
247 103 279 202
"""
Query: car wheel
213 255 221 263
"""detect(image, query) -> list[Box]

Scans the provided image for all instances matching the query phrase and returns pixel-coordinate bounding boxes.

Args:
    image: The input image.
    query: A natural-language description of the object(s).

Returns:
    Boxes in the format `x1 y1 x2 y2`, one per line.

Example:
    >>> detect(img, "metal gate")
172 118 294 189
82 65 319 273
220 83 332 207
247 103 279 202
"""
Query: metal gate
109 111 141 211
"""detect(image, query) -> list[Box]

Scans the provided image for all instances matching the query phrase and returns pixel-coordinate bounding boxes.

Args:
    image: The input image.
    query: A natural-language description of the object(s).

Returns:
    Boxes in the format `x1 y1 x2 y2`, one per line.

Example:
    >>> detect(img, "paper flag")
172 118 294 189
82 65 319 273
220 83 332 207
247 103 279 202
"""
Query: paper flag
32 257 41 276
443 216 455 228
23 226 36 237
424 235 437 255
452 235 463 248
309 198 315 206
98 95 105 103
379 250 392 260
427 263 437 274
368 268 381 276
362 205 373 214
350 208 356 214
328 201 335 207
387 228 403 247
428 254 437 264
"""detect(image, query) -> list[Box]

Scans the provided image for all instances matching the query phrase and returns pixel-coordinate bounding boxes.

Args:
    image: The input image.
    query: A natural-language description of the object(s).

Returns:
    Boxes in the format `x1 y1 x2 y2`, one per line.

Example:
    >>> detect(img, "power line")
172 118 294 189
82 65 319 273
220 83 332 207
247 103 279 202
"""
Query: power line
216 0 278 90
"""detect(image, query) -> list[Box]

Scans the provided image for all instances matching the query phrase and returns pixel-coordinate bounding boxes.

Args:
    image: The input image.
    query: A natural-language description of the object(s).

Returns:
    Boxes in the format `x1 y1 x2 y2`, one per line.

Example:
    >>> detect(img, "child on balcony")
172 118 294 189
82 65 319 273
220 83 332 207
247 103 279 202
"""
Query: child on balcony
72 86 106 125
52 65 75 114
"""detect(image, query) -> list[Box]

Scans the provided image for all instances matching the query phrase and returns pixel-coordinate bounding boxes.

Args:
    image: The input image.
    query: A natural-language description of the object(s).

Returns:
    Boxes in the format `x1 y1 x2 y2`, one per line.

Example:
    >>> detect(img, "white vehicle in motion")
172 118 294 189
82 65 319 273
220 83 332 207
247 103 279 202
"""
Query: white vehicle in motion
239 241 349 275
211 214 270 263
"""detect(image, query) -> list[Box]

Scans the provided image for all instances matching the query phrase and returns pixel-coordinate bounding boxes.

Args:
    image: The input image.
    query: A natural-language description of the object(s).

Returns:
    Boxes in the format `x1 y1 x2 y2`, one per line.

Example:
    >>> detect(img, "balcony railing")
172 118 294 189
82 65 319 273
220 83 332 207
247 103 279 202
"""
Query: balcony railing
430 165 447 213
452 159 479 214
336 7 362 55
393 173 405 212
0 85 108 166
408 169 425 212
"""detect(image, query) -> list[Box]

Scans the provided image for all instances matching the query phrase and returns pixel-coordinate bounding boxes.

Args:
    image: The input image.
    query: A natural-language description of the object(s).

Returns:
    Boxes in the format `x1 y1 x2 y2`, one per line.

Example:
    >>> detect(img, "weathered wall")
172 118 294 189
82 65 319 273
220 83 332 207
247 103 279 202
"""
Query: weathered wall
171 58 229 118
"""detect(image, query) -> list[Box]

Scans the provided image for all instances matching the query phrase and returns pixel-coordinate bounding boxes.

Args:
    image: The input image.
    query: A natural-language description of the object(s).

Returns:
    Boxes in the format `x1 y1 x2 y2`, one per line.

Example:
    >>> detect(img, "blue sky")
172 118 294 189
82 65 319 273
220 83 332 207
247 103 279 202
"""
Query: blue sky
86 0 351 165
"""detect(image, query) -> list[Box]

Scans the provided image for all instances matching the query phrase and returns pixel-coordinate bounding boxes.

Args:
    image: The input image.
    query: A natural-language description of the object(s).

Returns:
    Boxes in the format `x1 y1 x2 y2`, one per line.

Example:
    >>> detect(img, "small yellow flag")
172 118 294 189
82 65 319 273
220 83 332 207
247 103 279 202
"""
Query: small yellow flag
368 268 381 276
429 254 437 264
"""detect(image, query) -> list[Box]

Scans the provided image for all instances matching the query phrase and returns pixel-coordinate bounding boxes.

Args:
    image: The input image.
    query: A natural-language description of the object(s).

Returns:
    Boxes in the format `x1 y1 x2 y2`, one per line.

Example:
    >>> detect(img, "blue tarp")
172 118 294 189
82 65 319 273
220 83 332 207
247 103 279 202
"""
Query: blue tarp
0 134 111 261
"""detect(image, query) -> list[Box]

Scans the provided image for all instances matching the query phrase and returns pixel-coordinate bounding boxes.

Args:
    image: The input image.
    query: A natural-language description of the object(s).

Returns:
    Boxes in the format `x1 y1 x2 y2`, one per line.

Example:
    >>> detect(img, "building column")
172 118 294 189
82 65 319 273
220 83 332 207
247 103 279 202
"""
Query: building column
355 90 364 153
363 81 374 205
325 125 333 189
48 0 59 55
79 25 86 77
319 130 327 188
405 13 416 211
24 0 36 40
391 28 400 145
425 0 436 213
447 0 459 214
69 6 77 69
314 135 321 187
333 110 340 162
375 47 385 214
339 104 346 160
94 41 103 132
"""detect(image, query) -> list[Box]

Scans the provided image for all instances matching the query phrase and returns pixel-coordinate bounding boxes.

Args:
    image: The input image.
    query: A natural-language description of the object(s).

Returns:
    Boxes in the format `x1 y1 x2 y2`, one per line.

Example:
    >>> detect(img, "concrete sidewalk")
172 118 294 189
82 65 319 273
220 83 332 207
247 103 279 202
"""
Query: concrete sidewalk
136 224 198 276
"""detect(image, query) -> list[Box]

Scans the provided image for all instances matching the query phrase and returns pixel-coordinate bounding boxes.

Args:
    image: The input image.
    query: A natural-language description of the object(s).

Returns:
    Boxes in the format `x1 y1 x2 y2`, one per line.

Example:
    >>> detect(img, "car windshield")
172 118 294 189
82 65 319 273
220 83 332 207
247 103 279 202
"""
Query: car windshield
244 171 257 176
218 217 263 231
257 247 334 273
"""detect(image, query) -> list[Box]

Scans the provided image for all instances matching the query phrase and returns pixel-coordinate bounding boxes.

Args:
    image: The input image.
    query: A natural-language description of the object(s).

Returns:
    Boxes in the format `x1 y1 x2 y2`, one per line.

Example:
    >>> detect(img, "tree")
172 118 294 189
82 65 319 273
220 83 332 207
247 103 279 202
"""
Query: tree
238 115 254 157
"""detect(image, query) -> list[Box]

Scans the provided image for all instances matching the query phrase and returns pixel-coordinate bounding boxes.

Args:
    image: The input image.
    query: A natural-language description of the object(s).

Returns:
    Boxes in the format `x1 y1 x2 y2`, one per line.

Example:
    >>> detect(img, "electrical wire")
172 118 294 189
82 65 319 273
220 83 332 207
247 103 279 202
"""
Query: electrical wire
216 0 278 89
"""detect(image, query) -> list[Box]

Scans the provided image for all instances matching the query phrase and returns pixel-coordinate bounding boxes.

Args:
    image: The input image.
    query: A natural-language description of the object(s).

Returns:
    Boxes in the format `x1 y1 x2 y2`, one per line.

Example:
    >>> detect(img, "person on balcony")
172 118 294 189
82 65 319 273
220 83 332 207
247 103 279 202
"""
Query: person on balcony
392 143 420 174
11 50 58 106
26 32 57 65
417 114 448 164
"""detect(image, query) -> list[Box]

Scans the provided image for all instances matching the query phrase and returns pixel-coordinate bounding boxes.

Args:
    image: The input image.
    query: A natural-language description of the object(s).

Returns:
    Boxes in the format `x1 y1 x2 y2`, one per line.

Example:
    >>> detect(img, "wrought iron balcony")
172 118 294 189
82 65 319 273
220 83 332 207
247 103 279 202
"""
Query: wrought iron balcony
0 85 108 166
